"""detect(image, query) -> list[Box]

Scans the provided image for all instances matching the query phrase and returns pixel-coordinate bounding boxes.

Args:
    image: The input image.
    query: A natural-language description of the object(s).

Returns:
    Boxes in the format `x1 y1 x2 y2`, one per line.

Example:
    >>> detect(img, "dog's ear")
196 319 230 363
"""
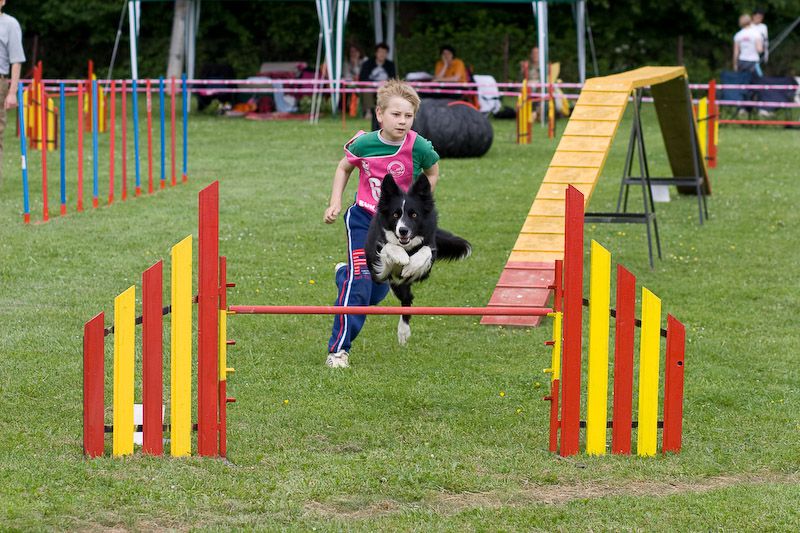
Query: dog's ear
410 174 434 210
381 174 400 197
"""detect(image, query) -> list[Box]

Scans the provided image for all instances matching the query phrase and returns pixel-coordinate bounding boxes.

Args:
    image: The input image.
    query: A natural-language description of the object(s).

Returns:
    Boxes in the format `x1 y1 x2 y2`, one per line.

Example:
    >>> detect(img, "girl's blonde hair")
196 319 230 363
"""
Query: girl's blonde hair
376 79 421 114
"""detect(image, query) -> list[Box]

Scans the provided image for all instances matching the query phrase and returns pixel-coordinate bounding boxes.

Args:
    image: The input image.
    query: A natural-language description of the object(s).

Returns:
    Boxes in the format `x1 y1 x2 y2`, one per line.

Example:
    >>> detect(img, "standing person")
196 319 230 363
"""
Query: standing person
432 45 468 83
733 13 764 117
0 0 25 186
358 43 396 121
733 13 763 76
323 80 440 369
752 7 769 65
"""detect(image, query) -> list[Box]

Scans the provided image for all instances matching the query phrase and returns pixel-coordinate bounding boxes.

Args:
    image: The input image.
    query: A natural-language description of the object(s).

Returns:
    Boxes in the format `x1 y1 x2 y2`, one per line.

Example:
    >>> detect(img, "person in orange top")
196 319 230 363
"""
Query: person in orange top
433 45 468 83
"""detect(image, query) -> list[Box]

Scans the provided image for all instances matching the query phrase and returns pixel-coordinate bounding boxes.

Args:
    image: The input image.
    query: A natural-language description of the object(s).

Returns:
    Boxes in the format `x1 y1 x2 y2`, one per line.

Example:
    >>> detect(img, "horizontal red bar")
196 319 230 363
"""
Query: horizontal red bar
719 119 800 126
229 305 553 316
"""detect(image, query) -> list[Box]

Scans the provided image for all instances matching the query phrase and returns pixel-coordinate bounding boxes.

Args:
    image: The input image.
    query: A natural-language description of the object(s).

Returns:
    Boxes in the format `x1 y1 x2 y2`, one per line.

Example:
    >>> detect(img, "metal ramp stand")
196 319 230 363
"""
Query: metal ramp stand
618 80 709 225
585 89 662 268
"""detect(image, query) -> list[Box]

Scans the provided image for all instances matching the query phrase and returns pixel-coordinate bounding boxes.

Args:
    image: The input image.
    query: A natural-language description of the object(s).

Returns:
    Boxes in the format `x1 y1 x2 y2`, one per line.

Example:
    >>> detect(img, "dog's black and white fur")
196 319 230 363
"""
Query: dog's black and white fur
366 174 471 345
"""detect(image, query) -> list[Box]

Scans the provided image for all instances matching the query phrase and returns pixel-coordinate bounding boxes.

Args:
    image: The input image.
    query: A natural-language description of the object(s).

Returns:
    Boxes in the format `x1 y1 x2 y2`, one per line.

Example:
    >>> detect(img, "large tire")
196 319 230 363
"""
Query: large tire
412 99 493 158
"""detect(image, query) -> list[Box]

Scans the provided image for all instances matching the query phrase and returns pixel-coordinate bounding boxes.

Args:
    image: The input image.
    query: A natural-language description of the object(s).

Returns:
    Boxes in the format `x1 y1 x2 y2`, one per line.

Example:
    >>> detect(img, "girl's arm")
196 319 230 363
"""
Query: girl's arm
733 42 739 70
324 157 356 223
423 162 440 192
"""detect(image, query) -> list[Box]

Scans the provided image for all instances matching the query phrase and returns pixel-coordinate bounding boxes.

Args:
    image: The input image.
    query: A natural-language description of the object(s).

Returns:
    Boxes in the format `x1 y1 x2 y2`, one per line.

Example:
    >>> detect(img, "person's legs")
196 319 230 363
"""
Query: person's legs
361 91 376 119
735 61 757 116
327 205 389 362
0 80 9 186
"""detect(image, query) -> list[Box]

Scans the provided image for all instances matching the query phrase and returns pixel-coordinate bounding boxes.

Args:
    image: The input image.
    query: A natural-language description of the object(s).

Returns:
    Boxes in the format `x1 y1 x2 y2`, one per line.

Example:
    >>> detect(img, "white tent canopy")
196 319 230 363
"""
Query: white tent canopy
127 0 588 111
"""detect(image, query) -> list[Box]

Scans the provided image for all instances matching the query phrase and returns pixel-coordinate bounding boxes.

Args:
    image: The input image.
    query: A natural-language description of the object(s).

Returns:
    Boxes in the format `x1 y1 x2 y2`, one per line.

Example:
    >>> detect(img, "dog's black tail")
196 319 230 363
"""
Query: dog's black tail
435 229 472 261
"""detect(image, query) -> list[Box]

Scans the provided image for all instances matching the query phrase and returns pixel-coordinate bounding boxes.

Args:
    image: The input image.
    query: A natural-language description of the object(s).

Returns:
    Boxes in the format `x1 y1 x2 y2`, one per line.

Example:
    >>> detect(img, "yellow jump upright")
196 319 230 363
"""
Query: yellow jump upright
170 236 193 457
113 286 136 457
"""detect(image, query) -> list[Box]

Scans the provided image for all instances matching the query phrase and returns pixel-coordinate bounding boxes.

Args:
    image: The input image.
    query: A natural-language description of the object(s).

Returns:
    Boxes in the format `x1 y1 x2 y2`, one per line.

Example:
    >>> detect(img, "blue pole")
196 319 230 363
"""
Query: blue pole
91 79 100 207
59 83 66 214
132 79 141 194
182 74 188 181
159 77 166 187
17 82 30 223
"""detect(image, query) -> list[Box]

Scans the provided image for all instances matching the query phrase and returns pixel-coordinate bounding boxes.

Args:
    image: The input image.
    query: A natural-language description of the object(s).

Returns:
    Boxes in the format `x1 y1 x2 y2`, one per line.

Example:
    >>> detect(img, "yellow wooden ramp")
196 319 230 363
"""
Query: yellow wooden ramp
482 66 706 326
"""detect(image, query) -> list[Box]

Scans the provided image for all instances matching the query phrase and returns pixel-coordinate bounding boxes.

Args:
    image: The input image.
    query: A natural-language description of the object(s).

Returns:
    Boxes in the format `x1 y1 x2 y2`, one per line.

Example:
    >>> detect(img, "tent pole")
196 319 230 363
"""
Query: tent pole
386 1 396 61
576 0 586 83
535 0 548 125
373 0 384 45
128 0 140 80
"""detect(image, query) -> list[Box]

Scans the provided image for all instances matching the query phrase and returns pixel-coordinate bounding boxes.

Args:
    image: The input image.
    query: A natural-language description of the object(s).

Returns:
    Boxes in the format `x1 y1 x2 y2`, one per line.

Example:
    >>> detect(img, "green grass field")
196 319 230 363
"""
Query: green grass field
1 99 798 531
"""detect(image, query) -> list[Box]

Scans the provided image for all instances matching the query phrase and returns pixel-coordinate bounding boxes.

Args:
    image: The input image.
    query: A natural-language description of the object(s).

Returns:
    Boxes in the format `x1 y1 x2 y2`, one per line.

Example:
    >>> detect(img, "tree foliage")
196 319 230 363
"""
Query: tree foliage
10 0 799 81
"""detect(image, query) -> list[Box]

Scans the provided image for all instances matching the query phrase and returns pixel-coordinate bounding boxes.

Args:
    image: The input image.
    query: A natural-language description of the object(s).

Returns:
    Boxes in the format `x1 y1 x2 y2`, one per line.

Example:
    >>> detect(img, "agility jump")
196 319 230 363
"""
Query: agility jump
82 182 686 459
18 64 189 224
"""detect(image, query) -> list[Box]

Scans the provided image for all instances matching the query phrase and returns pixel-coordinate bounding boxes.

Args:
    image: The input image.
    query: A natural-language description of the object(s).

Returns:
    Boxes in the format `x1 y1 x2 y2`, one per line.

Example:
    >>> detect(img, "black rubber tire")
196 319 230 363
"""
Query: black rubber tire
412 99 493 158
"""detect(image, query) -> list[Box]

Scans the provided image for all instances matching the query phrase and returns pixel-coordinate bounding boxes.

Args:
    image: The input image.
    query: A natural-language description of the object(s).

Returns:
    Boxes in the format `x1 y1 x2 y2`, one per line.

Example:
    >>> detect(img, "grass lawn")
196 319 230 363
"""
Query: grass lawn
0 97 798 530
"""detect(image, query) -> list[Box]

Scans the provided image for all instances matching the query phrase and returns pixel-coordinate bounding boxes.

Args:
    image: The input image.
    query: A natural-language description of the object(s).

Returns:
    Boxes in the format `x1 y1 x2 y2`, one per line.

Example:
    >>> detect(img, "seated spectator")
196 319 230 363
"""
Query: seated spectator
520 46 541 84
344 43 366 81
433 45 468 83
359 42 396 120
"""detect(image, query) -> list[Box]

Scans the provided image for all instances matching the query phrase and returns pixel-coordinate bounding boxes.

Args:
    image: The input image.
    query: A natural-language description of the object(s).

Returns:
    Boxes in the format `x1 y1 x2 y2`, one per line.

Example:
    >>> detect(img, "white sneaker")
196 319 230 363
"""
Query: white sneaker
335 262 347 275
737 109 748 118
326 350 350 368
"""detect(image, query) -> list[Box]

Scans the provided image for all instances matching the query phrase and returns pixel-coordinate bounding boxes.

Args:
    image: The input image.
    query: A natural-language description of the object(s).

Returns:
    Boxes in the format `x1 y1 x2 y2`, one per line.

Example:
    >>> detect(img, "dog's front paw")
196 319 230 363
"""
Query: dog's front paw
397 318 411 346
401 246 433 281
382 243 410 267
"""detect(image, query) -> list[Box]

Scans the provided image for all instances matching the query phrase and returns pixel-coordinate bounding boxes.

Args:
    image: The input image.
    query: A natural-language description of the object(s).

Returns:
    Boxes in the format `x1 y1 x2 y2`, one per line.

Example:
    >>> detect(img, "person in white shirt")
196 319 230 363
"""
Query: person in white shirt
752 8 768 65
733 14 763 75
733 14 764 116
0 0 25 186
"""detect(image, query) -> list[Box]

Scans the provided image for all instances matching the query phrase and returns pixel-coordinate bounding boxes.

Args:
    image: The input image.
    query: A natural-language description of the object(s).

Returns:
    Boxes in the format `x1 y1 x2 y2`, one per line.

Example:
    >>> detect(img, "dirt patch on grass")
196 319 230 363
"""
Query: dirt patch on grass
305 472 799 519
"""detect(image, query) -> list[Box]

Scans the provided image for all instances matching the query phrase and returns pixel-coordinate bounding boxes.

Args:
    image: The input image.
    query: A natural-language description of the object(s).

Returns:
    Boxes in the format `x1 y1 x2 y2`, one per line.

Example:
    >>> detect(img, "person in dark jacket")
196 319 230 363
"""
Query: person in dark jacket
359 42 396 120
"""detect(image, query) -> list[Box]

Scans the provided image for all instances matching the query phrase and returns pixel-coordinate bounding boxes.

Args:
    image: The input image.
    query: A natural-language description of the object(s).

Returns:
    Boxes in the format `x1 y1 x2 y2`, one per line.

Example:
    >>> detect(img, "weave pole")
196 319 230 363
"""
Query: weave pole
91 80 100 209
40 80 49 221
146 79 153 194
132 79 141 196
182 74 188 182
59 83 67 215
109 81 116 204
159 77 166 189
170 77 177 186
77 83 84 212
18 83 30 224
91 79 100 209
121 80 128 201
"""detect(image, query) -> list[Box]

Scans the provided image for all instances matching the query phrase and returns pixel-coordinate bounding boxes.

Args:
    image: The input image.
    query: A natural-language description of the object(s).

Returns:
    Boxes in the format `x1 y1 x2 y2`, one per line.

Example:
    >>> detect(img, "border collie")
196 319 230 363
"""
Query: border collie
366 174 471 345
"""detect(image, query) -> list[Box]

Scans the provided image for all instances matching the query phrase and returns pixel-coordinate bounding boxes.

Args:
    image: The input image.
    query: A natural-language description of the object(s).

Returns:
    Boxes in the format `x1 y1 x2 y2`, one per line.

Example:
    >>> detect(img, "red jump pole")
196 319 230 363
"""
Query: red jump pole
198 181 220 457
40 81 49 222
121 80 128 201
559 185 584 456
662 314 686 453
142 261 164 456
77 83 84 212
228 305 555 316
708 79 717 169
146 79 154 194
170 77 177 186
109 80 116 205
83 312 105 457
611 265 636 454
